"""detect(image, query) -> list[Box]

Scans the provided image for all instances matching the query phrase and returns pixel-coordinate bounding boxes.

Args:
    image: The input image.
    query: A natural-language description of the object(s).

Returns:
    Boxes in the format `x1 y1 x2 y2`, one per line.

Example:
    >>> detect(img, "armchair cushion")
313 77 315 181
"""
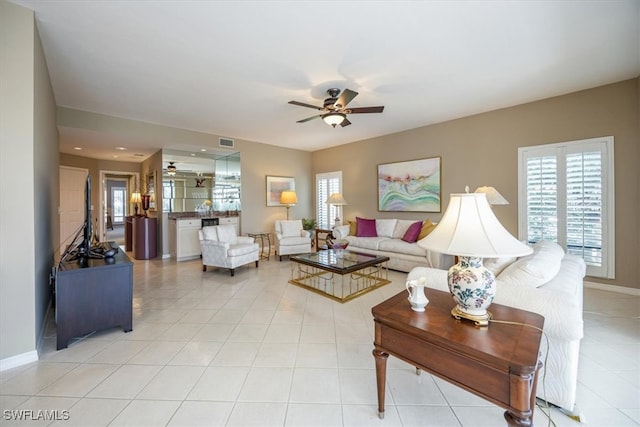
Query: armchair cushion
280 220 304 237
216 224 239 244
228 244 259 257
201 226 218 241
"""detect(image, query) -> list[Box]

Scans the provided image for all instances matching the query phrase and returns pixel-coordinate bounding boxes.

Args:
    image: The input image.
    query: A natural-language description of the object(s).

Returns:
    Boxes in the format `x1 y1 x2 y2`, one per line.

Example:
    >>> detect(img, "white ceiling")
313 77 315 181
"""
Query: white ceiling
12 0 640 161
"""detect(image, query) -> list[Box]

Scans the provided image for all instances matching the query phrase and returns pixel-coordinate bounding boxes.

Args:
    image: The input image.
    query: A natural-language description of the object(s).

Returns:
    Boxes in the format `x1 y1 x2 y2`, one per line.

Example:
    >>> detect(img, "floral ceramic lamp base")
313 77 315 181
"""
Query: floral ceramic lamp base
447 256 496 327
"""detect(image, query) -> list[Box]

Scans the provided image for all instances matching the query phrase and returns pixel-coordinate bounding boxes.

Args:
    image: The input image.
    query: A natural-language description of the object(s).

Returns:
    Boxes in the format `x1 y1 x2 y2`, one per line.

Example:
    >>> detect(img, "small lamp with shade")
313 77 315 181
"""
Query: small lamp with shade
280 191 297 220
325 193 348 227
417 190 532 326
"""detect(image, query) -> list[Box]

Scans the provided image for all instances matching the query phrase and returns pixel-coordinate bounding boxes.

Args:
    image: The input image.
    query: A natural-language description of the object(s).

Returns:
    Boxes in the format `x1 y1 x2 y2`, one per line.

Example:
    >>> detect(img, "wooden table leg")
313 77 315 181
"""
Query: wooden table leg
373 348 389 419
504 362 541 427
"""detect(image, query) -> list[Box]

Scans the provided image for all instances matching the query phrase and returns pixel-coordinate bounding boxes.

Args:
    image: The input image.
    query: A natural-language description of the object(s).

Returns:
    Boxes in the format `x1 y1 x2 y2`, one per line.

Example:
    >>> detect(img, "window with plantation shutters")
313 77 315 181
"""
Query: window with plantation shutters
316 171 342 229
518 137 614 278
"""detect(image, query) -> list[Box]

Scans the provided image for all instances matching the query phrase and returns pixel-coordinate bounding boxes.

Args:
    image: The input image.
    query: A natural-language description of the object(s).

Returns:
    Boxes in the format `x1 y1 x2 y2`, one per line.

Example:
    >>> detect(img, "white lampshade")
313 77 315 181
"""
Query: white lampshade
474 186 509 205
418 193 531 258
322 112 345 127
280 190 297 205
325 193 348 205
130 192 142 203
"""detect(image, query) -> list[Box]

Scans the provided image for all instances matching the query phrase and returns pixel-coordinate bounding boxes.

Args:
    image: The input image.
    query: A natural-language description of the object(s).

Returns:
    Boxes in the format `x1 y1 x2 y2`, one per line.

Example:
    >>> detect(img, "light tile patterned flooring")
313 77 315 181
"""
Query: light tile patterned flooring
1 254 638 426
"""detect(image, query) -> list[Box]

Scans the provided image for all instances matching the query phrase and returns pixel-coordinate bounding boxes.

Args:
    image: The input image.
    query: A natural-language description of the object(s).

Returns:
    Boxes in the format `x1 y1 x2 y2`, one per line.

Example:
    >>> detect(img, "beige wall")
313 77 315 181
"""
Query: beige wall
1 1 58 364
33 19 60 345
58 108 313 255
313 79 639 290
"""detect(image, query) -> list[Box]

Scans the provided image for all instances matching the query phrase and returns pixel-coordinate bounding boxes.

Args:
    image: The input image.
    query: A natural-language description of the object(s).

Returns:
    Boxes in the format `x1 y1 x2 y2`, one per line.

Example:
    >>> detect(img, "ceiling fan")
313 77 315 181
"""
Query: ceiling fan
289 88 384 128
165 161 177 176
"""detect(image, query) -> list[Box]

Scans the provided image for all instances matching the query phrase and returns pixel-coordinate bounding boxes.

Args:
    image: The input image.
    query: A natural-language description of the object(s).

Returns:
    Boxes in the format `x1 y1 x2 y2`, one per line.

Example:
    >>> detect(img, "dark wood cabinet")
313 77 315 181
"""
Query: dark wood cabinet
133 216 157 259
55 249 133 350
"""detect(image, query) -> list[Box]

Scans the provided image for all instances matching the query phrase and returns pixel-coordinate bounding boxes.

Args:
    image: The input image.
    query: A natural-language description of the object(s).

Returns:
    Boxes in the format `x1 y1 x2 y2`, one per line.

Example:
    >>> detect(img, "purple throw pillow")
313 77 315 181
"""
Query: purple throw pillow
402 221 423 243
356 217 377 237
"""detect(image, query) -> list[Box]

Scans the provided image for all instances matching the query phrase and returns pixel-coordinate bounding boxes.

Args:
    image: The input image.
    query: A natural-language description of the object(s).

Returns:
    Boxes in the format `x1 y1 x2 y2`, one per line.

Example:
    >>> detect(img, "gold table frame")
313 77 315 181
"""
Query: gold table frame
289 250 390 303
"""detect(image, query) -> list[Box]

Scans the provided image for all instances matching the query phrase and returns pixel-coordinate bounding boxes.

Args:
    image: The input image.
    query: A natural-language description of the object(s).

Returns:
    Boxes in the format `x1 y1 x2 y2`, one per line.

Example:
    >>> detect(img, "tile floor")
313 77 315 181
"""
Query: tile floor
1 254 638 426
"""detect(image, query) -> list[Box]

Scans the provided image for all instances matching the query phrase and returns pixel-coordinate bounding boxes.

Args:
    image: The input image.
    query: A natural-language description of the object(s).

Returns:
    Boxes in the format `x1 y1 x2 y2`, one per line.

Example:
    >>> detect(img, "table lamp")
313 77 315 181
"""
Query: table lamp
325 193 348 226
474 186 509 205
417 192 532 326
130 191 142 216
280 190 297 220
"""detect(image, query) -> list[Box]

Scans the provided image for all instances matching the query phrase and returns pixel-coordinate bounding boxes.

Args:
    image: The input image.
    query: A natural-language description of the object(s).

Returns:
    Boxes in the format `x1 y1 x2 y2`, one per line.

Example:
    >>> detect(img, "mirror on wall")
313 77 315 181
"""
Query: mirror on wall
161 149 241 214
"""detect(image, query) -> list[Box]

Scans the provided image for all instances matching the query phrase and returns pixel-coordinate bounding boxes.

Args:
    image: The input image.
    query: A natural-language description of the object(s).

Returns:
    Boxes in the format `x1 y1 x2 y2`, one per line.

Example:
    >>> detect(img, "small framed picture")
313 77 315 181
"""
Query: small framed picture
266 176 295 206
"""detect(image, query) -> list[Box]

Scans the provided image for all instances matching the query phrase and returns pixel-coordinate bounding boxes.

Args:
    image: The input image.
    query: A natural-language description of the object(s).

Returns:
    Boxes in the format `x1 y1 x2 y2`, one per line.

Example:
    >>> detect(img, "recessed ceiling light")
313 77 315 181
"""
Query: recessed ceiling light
113 155 119 158
73 147 82 150
115 146 127 151
190 153 196 156
200 148 207 152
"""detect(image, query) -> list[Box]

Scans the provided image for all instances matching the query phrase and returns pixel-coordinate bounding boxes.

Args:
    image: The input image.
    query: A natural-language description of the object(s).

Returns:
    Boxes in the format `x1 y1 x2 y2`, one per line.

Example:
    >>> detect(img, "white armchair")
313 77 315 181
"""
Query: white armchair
199 225 259 276
274 220 312 261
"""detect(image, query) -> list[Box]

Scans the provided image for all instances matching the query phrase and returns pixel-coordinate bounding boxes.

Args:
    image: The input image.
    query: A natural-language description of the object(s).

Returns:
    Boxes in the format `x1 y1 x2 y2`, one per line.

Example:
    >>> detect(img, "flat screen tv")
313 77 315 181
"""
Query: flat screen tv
59 173 93 263
79 173 92 258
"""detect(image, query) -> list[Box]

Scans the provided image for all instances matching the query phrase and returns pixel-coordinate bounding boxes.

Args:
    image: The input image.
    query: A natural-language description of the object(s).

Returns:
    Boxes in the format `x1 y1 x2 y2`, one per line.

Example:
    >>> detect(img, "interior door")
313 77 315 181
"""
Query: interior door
59 166 88 250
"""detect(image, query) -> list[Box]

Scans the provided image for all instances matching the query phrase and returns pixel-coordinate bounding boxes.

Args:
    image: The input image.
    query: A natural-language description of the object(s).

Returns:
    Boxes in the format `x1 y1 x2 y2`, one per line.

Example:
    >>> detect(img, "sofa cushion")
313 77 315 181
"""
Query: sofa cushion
379 238 428 257
376 219 397 238
356 217 377 237
498 240 565 288
483 256 517 276
348 220 357 236
392 220 416 239
417 219 437 240
346 236 389 250
280 220 302 237
402 221 423 243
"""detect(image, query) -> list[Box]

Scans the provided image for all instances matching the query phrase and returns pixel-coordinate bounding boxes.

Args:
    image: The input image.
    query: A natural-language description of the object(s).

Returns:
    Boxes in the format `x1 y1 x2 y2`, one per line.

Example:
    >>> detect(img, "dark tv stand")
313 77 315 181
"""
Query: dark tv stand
55 244 133 350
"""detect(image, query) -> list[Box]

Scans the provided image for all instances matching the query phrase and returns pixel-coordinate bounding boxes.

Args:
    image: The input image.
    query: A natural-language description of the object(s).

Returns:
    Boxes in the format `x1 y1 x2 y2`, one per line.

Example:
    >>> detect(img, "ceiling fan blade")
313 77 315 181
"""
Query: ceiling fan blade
334 89 358 109
340 118 352 127
348 106 385 114
297 115 321 123
289 100 323 110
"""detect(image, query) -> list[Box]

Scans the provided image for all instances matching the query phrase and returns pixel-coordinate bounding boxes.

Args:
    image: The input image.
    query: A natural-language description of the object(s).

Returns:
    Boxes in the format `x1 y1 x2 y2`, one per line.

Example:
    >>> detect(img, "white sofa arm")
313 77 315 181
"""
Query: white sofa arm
333 225 350 239
407 266 583 341
201 240 230 250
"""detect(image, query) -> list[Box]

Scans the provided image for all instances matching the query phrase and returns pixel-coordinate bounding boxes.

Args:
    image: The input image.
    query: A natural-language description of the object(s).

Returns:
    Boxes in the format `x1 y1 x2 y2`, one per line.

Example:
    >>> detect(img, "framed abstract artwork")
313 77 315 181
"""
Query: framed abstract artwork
377 157 441 212
266 175 295 206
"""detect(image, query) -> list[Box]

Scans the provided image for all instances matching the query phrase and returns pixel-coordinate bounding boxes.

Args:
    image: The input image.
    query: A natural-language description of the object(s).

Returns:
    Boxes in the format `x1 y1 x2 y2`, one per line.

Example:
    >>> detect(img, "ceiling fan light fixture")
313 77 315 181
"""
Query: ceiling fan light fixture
167 162 177 176
322 112 346 128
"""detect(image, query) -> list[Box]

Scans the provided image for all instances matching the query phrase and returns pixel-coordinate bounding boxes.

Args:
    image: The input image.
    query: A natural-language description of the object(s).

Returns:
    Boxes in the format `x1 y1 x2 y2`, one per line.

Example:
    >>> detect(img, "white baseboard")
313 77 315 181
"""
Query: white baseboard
0 350 38 372
584 280 640 296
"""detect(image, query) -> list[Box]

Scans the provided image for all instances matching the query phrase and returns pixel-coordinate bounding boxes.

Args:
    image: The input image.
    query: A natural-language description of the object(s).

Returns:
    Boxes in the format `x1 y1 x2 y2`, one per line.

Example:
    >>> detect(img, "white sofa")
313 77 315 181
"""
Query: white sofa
407 241 586 415
332 218 454 272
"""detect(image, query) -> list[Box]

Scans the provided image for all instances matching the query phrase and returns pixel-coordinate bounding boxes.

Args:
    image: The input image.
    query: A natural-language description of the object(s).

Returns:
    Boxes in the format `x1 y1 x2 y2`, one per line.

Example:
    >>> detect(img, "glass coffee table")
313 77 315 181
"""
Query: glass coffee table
289 250 390 302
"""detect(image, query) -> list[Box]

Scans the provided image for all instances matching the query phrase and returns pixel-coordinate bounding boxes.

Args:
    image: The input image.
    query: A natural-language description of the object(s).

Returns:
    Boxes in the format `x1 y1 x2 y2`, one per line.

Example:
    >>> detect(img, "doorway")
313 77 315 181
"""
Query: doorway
98 171 140 246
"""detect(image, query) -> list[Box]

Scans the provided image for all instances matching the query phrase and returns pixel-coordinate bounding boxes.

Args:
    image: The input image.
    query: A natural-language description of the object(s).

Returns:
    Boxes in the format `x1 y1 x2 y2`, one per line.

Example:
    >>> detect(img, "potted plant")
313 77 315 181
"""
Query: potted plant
301 218 316 231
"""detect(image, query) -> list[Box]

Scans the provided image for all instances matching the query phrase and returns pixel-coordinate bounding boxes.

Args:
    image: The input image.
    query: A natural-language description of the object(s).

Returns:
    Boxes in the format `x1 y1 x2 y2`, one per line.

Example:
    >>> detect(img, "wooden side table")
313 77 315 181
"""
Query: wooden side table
372 288 544 427
314 228 333 250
